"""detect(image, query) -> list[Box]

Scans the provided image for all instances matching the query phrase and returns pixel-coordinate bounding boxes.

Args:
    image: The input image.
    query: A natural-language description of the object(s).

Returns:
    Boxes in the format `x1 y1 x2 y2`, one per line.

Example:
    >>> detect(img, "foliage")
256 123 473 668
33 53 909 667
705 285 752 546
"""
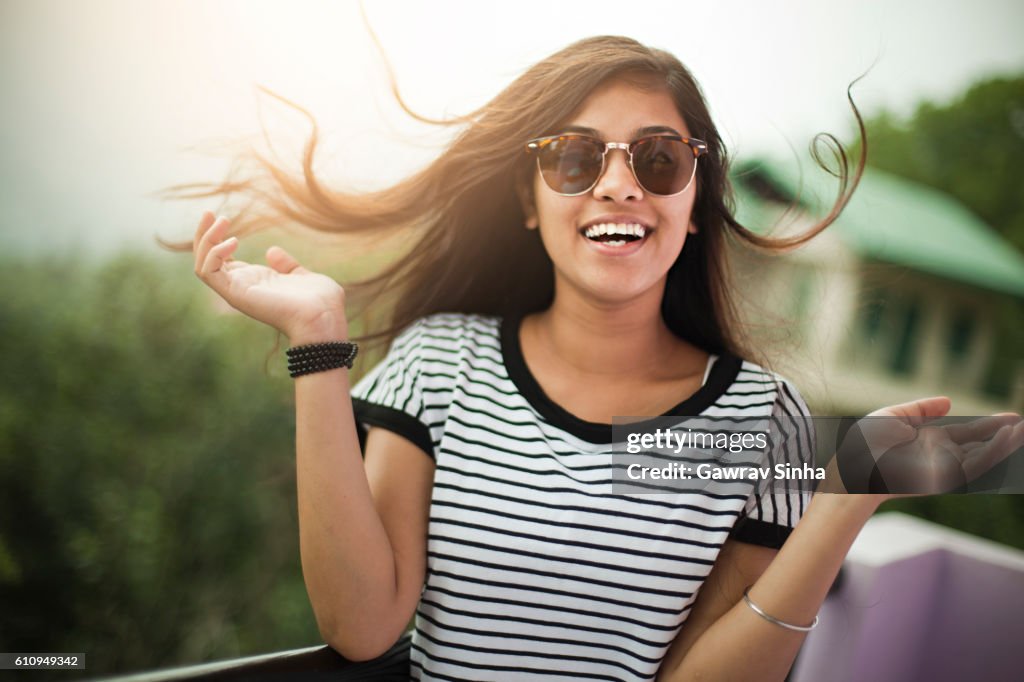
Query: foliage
878 495 1024 551
0 254 319 678
863 74 1024 251
876 491 1024 548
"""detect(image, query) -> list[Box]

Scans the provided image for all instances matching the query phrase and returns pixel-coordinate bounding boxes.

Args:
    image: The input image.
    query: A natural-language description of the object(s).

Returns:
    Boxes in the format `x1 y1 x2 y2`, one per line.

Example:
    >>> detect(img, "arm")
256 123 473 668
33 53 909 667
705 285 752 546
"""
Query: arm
192 212 432 660
658 394 1023 680
294 361 432 660
656 495 877 682
658 376 867 681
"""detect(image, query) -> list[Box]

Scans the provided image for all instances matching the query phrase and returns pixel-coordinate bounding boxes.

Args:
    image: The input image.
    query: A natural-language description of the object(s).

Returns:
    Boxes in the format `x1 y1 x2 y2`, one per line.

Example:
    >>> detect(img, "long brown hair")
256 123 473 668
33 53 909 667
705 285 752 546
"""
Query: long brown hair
164 36 865 359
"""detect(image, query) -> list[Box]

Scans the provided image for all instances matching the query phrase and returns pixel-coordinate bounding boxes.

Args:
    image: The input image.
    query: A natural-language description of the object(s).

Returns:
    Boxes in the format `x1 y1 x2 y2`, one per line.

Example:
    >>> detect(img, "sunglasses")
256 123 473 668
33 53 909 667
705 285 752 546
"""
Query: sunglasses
525 133 708 197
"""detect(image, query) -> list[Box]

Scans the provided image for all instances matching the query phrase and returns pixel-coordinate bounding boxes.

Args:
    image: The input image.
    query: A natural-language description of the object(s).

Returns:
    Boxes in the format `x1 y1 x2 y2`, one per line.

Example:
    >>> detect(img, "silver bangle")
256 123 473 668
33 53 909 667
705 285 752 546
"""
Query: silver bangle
742 588 819 632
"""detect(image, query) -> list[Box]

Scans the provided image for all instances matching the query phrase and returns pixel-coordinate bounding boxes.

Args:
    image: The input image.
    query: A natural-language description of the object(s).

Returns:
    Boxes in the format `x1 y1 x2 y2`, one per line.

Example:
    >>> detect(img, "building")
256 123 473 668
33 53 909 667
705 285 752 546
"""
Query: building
730 159 1024 416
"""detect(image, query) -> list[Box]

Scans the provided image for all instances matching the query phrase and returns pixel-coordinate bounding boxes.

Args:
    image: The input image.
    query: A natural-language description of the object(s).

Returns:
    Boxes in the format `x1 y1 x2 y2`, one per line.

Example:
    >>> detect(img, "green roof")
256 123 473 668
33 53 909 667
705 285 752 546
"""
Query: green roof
734 160 1024 298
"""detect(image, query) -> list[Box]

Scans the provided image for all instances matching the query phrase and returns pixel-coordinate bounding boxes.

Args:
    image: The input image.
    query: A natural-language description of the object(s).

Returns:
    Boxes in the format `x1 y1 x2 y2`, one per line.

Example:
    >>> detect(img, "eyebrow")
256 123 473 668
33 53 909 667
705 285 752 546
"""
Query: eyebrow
559 124 684 138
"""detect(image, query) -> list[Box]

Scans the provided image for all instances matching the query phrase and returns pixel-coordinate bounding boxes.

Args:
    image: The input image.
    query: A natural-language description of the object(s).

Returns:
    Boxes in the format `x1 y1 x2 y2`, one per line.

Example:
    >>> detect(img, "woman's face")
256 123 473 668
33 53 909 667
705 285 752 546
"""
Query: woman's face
525 77 698 310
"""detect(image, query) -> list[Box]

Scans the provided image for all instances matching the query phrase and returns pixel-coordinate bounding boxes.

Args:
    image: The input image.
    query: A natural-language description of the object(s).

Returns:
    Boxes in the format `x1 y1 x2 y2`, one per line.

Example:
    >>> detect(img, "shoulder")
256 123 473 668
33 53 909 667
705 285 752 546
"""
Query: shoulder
396 313 500 344
724 358 812 418
386 313 503 369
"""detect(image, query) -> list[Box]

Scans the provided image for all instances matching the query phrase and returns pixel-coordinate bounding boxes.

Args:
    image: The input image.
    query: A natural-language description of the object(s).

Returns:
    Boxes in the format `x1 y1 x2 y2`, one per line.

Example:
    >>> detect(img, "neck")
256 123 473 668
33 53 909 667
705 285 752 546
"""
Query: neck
527 282 698 379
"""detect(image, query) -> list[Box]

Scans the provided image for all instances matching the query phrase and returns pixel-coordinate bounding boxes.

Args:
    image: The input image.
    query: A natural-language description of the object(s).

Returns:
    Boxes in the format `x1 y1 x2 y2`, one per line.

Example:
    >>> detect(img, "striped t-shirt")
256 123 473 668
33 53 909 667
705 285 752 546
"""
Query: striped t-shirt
351 313 813 681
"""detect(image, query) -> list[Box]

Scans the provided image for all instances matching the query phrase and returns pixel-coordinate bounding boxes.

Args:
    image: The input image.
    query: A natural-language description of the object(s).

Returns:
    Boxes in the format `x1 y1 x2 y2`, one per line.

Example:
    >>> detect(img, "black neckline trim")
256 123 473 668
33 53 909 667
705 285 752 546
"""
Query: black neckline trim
500 316 742 444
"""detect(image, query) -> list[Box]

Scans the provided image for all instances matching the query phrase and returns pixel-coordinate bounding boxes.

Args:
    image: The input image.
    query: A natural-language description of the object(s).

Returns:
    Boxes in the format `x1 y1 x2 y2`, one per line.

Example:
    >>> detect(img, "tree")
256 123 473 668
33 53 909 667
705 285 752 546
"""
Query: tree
864 74 1024 251
0 255 320 678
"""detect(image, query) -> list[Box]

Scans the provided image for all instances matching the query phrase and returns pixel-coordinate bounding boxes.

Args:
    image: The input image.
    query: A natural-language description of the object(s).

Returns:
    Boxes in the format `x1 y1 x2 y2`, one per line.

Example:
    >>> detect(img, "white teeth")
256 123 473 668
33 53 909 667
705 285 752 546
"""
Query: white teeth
583 223 648 240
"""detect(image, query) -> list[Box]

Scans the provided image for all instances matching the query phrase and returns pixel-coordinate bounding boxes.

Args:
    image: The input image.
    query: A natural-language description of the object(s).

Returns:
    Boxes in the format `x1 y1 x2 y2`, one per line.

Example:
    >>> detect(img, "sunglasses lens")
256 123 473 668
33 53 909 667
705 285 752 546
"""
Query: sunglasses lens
631 138 696 196
536 136 604 195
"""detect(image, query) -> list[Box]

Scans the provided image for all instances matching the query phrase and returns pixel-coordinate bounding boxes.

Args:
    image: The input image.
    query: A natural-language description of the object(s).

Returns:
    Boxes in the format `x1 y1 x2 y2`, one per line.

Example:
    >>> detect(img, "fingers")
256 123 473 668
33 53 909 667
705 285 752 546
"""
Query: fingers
201 236 239 277
871 396 951 424
194 215 231 276
266 245 308 275
904 396 952 424
944 414 1022 445
193 210 216 250
961 421 1024 482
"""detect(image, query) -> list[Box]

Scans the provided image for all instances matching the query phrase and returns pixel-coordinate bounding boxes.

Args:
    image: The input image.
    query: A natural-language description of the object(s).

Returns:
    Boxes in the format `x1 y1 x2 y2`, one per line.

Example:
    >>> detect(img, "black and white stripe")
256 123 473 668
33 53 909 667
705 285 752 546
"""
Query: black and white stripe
352 313 812 681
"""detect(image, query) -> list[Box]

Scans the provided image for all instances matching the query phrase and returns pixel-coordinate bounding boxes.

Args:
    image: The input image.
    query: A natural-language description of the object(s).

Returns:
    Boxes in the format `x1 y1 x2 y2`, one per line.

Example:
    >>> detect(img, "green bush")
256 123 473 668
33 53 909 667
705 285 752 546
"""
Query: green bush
0 254 319 677
878 495 1024 550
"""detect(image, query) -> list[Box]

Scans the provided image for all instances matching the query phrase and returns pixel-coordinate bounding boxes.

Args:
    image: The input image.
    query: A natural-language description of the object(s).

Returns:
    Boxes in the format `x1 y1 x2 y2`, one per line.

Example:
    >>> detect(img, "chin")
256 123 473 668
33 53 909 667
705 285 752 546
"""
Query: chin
585 282 661 308
556 265 668 307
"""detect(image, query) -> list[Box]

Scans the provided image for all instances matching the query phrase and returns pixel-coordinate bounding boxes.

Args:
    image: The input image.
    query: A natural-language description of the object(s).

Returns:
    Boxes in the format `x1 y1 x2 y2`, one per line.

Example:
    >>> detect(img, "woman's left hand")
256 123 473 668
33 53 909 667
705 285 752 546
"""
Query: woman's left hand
860 397 1023 499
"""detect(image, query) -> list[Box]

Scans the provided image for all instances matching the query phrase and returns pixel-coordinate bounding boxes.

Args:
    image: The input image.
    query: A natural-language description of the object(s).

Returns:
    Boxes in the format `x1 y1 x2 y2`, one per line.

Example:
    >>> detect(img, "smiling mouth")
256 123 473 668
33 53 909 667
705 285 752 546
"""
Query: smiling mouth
581 222 650 246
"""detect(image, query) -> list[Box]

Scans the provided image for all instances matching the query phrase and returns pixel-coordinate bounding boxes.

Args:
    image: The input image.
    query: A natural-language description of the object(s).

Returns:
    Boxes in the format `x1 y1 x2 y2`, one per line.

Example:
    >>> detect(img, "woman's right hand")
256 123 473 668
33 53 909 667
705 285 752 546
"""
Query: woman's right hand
193 211 348 342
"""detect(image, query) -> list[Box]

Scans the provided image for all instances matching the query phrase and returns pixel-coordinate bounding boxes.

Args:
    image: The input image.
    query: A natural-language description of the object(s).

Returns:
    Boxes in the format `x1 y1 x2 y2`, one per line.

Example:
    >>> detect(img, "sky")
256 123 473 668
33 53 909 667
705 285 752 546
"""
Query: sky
0 0 1022 257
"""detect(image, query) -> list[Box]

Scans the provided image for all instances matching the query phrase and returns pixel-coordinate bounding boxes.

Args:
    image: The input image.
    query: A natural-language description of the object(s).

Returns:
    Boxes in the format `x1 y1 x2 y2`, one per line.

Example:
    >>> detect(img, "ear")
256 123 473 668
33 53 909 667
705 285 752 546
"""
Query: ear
688 220 698 235
517 178 539 230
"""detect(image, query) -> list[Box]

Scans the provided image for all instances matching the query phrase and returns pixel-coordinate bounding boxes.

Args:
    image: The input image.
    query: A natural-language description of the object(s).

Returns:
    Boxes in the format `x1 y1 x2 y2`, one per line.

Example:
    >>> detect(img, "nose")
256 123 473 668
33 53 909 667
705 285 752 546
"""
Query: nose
592 147 642 202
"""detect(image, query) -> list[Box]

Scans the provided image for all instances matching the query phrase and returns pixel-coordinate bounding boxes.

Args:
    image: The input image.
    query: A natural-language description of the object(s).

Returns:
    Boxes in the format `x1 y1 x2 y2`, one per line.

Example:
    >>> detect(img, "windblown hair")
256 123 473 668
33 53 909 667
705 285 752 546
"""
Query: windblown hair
164 35 865 359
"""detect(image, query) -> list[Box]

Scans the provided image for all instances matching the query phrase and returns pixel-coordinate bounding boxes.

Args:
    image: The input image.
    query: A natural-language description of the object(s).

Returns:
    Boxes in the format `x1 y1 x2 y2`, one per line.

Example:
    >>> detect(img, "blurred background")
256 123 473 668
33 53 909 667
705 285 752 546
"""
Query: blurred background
1 0 1022 678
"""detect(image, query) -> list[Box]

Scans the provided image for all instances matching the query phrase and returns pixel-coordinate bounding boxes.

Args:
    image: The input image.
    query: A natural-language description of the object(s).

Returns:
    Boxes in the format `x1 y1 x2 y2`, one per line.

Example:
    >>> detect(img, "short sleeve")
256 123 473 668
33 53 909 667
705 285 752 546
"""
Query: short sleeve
729 378 815 549
350 320 438 459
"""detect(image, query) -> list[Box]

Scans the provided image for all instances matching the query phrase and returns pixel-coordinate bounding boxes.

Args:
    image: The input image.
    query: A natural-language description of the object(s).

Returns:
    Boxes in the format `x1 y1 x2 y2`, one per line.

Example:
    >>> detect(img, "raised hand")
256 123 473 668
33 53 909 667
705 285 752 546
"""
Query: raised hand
837 397 1024 497
192 212 348 342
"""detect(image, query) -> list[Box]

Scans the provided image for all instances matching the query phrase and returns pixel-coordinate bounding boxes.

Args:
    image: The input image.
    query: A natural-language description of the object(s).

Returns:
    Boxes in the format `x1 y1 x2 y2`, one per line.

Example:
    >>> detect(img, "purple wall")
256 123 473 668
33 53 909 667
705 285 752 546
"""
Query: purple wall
793 514 1024 682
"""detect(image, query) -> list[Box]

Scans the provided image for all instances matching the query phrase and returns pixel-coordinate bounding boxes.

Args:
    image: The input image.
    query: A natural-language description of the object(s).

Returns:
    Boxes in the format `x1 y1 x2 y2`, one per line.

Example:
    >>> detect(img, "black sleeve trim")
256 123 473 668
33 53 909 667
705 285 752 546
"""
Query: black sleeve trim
730 518 793 549
351 399 435 461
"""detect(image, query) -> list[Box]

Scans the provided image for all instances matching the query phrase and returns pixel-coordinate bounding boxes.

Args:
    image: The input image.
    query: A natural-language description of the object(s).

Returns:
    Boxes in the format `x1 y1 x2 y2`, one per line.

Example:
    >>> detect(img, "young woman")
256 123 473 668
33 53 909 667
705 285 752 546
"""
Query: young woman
186 36 1020 681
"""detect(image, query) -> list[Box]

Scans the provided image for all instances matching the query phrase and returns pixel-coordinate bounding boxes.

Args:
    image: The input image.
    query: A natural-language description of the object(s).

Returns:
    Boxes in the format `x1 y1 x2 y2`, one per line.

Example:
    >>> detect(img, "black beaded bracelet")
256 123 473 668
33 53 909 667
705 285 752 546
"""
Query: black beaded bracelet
286 341 358 378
